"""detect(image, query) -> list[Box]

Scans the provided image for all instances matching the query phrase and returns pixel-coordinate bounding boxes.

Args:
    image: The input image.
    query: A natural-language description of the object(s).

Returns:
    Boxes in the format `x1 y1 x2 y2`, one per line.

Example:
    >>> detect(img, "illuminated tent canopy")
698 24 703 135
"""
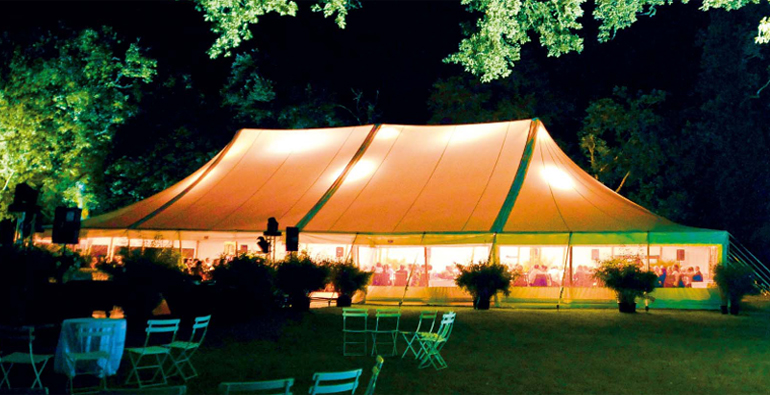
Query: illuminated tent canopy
79 119 727 308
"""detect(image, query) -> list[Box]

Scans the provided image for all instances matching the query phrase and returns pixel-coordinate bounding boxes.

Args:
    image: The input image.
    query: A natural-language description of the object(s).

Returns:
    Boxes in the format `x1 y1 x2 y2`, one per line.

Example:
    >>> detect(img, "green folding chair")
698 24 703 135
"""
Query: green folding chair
125 319 180 388
166 315 211 381
400 311 437 359
416 312 455 370
363 356 384 395
370 310 400 357
342 308 368 356
218 378 294 394
308 369 362 395
0 325 52 390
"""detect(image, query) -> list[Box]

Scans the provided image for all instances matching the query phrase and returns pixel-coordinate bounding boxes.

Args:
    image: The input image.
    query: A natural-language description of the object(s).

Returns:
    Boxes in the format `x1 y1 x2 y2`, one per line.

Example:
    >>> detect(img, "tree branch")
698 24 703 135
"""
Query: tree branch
615 170 631 193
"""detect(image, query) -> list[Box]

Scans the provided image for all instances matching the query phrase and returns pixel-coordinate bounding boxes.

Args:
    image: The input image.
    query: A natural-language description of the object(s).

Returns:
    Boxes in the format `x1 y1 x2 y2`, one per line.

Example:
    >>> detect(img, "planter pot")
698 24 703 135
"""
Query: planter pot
475 297 491 310
336 294 353 307
720 305 728 315
618 302 637 313
729 303 740 316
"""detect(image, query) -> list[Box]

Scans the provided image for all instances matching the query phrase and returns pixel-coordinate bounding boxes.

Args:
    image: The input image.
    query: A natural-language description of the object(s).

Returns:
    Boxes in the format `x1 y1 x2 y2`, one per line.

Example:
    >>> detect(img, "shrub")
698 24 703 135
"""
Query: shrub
275 253 329 311
714 261 759 314
212 253 279 316
455 260 515 310
103 247 190 322
594 257 657 311
328 260 373 307
0 245 88 324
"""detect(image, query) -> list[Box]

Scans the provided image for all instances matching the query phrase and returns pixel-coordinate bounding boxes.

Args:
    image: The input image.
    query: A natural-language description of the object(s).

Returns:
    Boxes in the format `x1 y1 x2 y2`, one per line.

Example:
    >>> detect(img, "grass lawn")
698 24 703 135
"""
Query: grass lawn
181 300 770 395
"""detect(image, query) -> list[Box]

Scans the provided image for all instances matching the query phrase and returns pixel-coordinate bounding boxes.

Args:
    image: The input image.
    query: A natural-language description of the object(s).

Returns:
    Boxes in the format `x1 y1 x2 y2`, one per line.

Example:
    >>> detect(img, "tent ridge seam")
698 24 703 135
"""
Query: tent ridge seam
295 124 382 231
126 129 246 230
490 119 539 233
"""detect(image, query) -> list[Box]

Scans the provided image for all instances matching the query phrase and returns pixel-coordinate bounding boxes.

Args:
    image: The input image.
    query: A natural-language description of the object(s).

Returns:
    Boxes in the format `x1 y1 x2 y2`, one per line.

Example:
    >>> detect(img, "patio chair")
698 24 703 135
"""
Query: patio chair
308 369 362 395
166 315 211 381
97 385 187 394
218 378 294 394
342 308 368 356
64 320 117 394
363 356 384 395
400 311 437 359
370 310 400 357
125 319 180 388
415 312 456 370
0 325 53 390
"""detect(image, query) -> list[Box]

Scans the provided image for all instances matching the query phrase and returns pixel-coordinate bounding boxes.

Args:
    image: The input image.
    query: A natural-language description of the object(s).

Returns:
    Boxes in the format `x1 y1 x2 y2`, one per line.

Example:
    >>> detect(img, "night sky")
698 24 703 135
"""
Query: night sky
1 0 709 140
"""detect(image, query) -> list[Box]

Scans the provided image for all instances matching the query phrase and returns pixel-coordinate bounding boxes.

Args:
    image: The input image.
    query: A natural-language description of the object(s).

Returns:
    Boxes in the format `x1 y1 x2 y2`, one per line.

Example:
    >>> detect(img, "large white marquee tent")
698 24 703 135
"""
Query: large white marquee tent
74 119 727 308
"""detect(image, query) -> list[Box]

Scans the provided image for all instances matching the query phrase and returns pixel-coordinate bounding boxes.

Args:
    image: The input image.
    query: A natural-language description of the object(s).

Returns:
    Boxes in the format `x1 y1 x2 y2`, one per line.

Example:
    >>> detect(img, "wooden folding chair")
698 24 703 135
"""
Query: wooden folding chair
363 356 384 395
416 312 456 370
0 325 52 390
400 311 437 359
308 369 362 395
166 315 211 381
342 308 368 356
125 319 179 388
370 310 400 357
218 378 294 394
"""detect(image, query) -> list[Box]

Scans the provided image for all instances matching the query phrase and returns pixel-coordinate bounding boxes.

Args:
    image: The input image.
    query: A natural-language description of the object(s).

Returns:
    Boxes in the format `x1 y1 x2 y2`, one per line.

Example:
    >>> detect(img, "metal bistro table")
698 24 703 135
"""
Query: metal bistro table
53 318 127 379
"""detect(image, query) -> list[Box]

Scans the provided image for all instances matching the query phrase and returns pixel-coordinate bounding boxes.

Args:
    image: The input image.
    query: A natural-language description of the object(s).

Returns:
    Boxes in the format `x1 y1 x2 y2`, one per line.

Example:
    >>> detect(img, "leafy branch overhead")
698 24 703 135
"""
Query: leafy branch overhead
194 0 770 81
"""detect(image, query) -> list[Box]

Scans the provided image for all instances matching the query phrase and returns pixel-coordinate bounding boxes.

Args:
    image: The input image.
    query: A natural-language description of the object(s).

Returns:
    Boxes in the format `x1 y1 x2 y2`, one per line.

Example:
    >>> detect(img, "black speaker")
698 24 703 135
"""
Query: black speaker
8 183 39 213
286 226 299 252
0 219 14 246
52 207 82 245
257 236 271 254
265 217 281 236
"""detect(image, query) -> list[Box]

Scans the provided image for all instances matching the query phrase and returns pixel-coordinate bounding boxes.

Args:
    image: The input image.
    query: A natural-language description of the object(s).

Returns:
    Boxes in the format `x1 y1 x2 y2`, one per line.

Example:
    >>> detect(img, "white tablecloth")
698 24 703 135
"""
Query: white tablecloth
54 318 127 377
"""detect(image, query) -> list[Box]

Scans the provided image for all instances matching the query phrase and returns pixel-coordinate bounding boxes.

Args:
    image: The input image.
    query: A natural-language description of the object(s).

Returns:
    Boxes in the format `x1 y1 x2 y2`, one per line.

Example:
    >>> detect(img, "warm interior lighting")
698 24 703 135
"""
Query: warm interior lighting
375 127 400 140
447 126 492 144
330 160 377 183
269 132 327 154
541 165 574 190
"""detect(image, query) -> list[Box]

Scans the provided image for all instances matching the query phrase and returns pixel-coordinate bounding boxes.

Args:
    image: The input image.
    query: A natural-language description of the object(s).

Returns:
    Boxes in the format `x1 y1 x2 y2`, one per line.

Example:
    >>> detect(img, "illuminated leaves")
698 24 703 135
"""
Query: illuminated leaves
195 0 299 58
311 0 360 29
0 28 156 216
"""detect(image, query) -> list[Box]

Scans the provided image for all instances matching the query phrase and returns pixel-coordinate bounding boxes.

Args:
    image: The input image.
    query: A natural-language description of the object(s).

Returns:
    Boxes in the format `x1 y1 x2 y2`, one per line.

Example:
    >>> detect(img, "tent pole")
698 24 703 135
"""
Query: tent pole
107 237 115 262
558 233 572 310
646 232 651 271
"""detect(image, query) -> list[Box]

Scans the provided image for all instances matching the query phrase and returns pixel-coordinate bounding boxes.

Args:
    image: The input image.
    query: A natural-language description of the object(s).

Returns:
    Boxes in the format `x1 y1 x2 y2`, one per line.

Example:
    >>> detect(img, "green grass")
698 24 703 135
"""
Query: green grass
178 302 770 394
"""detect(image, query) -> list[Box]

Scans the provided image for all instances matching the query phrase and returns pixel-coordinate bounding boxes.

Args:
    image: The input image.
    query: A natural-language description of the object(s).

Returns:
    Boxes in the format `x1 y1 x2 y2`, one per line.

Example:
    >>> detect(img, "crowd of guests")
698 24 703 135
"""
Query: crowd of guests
182 257 232 281
653 264 704 288
367 262 429 286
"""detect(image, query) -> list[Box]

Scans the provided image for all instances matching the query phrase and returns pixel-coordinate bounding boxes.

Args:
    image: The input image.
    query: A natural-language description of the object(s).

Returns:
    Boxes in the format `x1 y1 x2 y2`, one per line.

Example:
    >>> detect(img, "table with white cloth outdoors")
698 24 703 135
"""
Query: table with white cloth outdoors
54 318 127 378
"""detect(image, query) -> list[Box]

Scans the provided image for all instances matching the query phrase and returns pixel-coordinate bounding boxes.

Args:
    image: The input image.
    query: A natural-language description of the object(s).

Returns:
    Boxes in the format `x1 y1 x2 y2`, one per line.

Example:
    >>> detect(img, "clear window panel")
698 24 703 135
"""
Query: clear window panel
359 246 426 287
429 246 490 287
653 246 714 288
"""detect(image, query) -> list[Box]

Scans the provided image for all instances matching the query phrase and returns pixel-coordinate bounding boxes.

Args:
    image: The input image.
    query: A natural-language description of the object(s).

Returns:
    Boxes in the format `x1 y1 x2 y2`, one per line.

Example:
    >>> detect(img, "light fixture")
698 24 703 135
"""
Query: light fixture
541 165 574 190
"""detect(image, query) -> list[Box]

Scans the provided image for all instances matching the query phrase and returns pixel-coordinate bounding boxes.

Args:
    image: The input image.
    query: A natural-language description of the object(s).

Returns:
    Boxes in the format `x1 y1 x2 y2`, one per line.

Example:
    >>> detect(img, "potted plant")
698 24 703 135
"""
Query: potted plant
328 260 373 307
594 258 657 313
212 253 279 317
275 253 329 311
455 260 515 310
714 262 759 315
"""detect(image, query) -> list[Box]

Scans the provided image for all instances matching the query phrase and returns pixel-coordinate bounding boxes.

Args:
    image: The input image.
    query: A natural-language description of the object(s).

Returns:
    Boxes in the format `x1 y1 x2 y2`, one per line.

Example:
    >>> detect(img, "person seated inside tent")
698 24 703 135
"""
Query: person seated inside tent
692 266 704 282
528 265 549 287
395 265 409 286
547 265 563 287
681 268 693 288
573 265 592 287
512 264 528 287
654 265 666 288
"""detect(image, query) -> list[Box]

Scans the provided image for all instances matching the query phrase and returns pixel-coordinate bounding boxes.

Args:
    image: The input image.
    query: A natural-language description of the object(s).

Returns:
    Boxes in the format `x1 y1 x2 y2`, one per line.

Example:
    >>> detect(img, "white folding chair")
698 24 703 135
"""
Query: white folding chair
370 310 400 357
416 312 456 370
125 319 180 388
65 321 117 394
166 315 211 381
218 378 294 394
342 308 368 356
363 356 384 395
0 325 52 390
400 311 437 359
308 369 362 395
